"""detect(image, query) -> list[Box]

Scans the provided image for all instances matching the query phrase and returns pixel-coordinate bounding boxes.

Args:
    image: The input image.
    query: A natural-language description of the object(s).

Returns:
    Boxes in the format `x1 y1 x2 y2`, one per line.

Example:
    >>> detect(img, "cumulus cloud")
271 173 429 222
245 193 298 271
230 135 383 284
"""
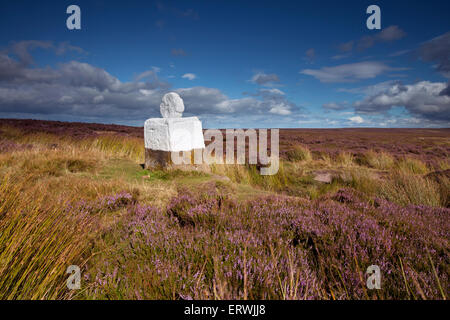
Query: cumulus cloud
176 86 298 116
353 81 450 122
0 42 300 124
0 59 170 119
349 116 364 124
269 103 292 115
182 73 196 80
418 31 450 78
250 72 280 86
300 61 395 83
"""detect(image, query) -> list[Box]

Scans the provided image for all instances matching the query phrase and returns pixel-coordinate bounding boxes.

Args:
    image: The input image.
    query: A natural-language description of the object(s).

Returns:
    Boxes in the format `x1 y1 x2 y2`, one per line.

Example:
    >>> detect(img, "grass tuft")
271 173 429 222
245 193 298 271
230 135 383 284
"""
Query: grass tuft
286 145 312 162
364 150 395 170
379 172 441 207
396 157 429 175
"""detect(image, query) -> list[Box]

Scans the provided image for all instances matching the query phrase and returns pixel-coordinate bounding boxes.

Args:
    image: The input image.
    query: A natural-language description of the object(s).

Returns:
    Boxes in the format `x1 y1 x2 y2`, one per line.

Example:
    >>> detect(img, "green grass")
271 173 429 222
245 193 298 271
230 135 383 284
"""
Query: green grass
99 159 148 182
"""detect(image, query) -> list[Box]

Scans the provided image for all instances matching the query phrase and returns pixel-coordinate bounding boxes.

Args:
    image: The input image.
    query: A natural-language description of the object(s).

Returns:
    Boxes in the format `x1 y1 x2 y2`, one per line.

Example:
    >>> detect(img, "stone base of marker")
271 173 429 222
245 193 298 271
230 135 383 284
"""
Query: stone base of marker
144 148 171 170
144 148 205 170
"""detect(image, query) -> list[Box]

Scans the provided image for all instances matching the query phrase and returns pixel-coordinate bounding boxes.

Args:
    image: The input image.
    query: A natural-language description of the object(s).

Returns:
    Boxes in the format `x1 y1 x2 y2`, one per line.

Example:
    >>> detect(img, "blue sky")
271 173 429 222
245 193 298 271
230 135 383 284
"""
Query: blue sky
0 0 449 128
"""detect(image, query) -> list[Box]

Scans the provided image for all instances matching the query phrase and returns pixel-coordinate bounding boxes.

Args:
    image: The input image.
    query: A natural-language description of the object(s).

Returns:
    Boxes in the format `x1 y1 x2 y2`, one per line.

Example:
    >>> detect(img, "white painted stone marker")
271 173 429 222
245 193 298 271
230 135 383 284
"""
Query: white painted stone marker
144 92 205 168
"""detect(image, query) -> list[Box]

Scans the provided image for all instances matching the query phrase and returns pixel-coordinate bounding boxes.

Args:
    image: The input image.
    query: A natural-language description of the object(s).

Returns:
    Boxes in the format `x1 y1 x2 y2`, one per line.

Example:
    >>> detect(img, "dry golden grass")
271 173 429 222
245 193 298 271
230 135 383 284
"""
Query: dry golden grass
336 152 354 167
364 150 395 170
318 153 333 167
379 172 441 207
396 157 429 175
0 175 101 299
0 128 178 299
285 145 313 162
437 159 450 171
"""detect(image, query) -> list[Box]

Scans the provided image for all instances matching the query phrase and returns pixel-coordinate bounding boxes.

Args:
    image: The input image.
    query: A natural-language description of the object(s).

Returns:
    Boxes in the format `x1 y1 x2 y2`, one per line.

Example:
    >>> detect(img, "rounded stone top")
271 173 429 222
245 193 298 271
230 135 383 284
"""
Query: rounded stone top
160 92 184 118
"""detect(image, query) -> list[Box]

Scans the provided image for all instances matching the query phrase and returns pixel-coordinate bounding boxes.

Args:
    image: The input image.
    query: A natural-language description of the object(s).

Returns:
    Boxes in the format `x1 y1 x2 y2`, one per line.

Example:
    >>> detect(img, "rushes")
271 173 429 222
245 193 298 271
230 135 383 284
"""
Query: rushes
88 135 144 163
0 176 101 299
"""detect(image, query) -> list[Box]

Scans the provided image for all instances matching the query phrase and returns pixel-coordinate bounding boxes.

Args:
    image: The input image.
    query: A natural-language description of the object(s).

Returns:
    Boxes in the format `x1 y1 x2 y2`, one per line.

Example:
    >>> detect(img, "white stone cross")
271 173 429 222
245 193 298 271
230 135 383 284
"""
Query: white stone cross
144 92 205 155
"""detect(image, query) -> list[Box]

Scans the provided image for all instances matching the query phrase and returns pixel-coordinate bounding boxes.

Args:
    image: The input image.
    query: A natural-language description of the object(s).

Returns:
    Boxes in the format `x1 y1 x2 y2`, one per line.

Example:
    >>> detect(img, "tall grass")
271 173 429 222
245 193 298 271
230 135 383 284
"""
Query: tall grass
379 172 441 207
437 160 450 171
344 167 378 195
336 152 354 167
87 135 144 163
364 150 395 170
0 176 101 299
396 157 429 174
285 145 312 162
0 125 144 163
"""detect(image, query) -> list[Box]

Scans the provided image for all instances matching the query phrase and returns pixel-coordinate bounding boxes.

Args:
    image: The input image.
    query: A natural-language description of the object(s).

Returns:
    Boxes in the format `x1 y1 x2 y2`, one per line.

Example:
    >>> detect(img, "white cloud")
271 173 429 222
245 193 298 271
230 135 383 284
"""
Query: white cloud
349 116 364 124
258 88 285 95
353 81 450 122
176 86 297 116
300 61 396 83
269 103 292 115
0 41 299 125
250 72 280 86
182 73 196 80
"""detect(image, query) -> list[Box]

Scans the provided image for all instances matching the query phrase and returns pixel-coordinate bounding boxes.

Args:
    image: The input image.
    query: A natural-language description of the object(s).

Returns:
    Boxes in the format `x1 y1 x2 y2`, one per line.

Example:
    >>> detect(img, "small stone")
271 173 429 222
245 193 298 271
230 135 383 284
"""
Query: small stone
314 173 333 184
